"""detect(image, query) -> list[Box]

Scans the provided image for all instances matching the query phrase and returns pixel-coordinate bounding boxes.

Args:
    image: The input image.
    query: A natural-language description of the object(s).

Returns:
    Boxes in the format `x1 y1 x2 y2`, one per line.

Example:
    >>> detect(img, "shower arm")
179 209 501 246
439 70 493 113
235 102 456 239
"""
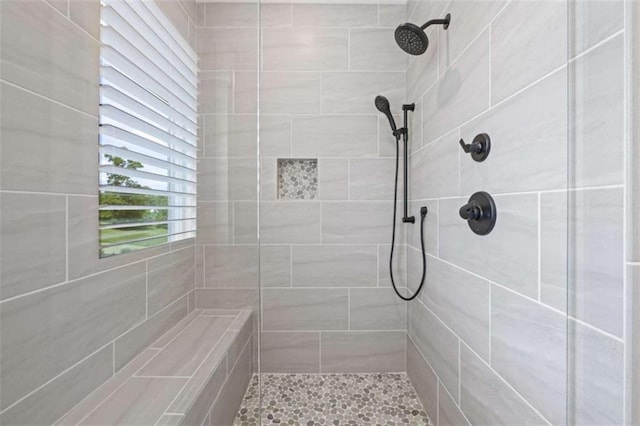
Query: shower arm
401 103 415 224
420 17 450 30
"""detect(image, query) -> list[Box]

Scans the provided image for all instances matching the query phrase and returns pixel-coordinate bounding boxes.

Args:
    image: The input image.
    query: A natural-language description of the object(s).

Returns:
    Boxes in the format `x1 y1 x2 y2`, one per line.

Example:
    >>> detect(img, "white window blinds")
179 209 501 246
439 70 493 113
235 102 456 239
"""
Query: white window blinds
99 0 198 257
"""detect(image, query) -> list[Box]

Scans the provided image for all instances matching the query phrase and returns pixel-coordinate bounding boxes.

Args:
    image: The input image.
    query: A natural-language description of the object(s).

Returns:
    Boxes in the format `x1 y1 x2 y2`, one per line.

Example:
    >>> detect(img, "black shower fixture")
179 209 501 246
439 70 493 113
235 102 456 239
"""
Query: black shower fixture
459 133 491 162
375 95 398 134
395 13 451 55
459 191 497 235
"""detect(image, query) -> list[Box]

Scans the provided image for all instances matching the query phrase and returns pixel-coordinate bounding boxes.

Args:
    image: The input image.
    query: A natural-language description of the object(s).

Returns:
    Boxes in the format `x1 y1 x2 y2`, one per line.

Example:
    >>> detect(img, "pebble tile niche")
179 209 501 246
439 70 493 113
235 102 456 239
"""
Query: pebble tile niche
277 159 318 200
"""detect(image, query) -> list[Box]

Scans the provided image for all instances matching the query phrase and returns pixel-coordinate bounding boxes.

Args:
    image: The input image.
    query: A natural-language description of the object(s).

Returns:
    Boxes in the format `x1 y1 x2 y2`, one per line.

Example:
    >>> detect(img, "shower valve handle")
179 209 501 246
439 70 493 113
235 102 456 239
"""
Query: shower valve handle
459 204 482 221
459 192 497 236
459 133 491 162
459 139 483 154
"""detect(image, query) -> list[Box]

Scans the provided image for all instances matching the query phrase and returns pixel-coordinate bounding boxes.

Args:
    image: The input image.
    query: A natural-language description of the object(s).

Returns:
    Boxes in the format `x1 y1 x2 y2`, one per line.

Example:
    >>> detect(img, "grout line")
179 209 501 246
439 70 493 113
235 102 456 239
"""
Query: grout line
537 192 542 302
65 195 69 282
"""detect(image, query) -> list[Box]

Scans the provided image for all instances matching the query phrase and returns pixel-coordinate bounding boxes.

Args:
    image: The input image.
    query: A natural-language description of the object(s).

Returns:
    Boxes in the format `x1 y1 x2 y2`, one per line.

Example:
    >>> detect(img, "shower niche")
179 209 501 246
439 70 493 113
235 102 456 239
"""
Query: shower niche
277 158 318 200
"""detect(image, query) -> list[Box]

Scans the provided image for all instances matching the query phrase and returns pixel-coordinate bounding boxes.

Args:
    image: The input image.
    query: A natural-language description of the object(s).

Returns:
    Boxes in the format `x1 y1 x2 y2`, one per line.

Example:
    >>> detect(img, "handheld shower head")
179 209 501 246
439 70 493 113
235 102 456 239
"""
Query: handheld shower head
375 95 397 133
395 13 451 55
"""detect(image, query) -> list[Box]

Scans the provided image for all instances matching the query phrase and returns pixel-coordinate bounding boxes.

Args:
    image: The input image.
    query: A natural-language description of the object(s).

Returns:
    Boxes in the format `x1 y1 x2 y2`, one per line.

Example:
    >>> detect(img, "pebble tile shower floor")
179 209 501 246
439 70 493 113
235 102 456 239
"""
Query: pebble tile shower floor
234 373 431 426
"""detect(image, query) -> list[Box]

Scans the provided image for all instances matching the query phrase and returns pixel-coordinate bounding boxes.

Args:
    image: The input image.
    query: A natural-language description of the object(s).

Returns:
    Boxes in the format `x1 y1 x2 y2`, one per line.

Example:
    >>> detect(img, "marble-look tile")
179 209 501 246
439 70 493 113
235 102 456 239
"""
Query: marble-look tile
195 288 258 311
260 202 321 244
156 0 189 41
406 199 437 256
262 288 349 330
409 301 459 400
55 349 160 426
570 34 624 188
1 263 146 410
378 244 407 288
349 158 396 200
540 191 569 311
292 115 377 157
260 245 291 287
209 339 253 426
438 1 506 71
147 247 196 316
378 114 402 157
0 192 66 300
203 3 257 27
321 201 391 244
439 194 539 298
197 27 257 71
0 0 100 114
260 4 292 27
349 288 406 330
292 245 377 287
198 157 257 201
45 0 68 14
260 158 278 201
409 129 460 199
292 4 377 27
423 257 491 362
79 377 187 425
439 382 470 426
406 27 439 101
423 30 490 145
203 114 257 158
114 297 187 371
318 158 349 200
151 310 201 349
460 344 547 425
199 71 233 114
322 72 405 114
233 71 258 114
260 332 320 373
156 414 184 426
188 291 196 313
461 67 567 194
349 29 407 72
204 245 258 288
406 336 438 421
138 316 234 377
262 28 348 71
69 0 100 39
0 83 97 194
320 331 405 373
378 5 406 28
259 115 291 157
568 320 624 425
197 202 233 244
569 0 623 58
491 285 567 425
259 72 321 114
1 345 112 426
491 0 567 104
233 202 258 244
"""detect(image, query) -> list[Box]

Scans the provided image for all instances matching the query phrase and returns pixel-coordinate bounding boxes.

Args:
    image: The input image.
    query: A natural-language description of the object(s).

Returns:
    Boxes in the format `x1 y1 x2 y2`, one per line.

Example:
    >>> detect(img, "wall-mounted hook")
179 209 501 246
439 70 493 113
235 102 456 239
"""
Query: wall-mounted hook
459 191 496 235
459 133 490 162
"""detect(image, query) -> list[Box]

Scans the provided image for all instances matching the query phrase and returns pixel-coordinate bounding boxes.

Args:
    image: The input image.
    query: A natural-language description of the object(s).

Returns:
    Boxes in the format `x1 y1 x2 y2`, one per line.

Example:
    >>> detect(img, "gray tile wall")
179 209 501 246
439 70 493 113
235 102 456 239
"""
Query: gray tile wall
0 1 198 424
196 2 409 374
404 0 628 424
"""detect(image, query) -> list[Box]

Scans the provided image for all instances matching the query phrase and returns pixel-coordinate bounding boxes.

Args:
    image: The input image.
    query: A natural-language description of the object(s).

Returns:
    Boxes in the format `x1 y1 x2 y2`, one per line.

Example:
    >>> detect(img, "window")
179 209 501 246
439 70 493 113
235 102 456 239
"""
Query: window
98 0 197 257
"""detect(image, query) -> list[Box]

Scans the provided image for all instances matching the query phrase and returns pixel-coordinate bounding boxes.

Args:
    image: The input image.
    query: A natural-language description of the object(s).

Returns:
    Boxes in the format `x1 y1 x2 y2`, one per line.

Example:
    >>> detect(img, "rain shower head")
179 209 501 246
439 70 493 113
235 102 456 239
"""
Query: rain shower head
375 95 397 133
395 13 451 55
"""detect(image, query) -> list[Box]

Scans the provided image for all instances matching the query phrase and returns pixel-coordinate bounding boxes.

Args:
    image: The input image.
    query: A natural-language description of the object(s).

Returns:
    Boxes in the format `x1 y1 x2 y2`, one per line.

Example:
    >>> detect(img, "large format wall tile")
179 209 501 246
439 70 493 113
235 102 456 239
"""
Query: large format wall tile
261 332 320 373
292 245 377 287
260 202 321 244
262 288 349 330
0 0 99 115
147 247 196 316
197 27 257 71
204 245 258 288
1 263 146 410
439 194 539 298
260 72 321 114
350 29 407 72
0 192 66 300
292 115 377 157
259 115 291 157
423 257 491 361
292 4 377 28
198 157 257 201
491 286 567 425
409 301 459 400
321 72 405 114
199 71 233 114
439 382 470 426
197 202 233 244
409 129 460 199
461 68 567 194
349 158 396 200
406 27 439 101
203 114 257 158
422 30 490 144
195 288 258 310
321 201 391 243
349 288 406 330
491 0 567 104
203 3 258 27
569 34 624 188
262 28 348 71
406 336 438 421
569 0 623 58
460 344 548 425
320 331 405 373
0 83 97 194
259 245 291 287
318 159 349 200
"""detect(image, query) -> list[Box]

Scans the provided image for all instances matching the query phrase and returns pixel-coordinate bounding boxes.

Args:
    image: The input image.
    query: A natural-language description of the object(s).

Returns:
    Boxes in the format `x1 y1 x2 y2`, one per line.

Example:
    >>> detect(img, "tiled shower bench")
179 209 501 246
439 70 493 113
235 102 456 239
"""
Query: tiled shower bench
55 309 254 426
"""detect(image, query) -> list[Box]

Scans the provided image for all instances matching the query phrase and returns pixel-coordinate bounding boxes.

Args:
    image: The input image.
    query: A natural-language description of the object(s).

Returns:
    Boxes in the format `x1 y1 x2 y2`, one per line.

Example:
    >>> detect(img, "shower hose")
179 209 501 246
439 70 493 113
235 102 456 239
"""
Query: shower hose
389 134 427 301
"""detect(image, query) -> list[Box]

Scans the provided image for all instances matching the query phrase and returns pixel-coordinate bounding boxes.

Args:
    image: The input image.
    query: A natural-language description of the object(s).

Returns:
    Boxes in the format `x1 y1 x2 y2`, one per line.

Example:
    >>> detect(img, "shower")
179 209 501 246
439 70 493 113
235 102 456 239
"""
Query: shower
395 13 451 55
375 95 427 302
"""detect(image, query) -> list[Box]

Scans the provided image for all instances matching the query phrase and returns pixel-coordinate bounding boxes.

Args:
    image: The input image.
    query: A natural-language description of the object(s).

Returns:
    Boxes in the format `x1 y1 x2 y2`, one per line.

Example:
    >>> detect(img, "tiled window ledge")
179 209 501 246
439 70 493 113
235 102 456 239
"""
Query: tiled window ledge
55 310 254 426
